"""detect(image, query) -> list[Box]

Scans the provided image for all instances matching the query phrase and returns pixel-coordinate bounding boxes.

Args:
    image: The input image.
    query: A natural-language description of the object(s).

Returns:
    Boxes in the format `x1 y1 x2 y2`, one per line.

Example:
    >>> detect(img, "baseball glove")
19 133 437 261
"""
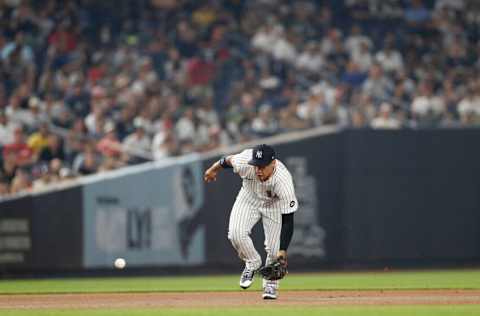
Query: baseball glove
259 256 288 280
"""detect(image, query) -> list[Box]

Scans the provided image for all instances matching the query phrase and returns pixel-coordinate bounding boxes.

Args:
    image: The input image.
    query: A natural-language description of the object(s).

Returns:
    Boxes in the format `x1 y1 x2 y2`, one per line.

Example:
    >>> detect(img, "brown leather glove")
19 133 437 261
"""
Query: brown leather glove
259 252 288 280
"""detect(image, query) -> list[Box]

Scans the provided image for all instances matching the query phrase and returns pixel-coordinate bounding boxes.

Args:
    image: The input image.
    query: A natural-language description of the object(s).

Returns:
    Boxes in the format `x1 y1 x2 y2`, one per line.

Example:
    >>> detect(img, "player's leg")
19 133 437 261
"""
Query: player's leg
261 211 282 299
228 195 262 288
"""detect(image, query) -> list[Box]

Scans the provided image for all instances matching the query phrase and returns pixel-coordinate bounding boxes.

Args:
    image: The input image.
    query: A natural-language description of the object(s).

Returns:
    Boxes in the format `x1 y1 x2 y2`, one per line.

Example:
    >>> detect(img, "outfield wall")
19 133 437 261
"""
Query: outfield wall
1 128 479 274
0 187 83 272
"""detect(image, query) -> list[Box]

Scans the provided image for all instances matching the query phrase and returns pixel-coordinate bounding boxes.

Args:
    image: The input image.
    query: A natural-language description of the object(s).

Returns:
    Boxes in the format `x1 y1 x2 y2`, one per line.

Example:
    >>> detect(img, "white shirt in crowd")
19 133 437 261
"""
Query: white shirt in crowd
370 116 401 129
375 50 404 73
411 95 446 116
5 106 36 128
175 116 196 142
345 36 372 57
0 121 16 146
151 131 170 160
351 48 373 72
271 37 297 63
457 96 480 116
435 0 465 11
296 49 324 72
251 25 281 54
122 132 151 156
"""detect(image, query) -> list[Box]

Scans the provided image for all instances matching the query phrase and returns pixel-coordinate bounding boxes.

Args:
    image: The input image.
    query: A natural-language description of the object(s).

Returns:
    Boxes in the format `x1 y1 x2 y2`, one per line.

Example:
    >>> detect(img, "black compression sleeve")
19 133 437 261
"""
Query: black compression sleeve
280 213 294 251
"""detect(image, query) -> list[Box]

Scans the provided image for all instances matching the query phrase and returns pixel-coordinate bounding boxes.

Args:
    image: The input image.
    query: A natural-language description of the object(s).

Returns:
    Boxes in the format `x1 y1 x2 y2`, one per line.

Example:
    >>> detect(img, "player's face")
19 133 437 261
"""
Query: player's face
255 160 276 182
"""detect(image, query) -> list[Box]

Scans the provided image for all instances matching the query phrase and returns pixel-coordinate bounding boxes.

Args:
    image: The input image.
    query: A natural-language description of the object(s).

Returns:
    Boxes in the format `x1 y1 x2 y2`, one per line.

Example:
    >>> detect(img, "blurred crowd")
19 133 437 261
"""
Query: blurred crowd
1 0 480 198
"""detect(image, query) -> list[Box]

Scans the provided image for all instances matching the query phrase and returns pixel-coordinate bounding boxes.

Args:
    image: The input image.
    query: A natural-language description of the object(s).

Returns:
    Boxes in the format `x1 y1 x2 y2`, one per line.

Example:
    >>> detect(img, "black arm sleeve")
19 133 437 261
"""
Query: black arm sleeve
279 213 294 251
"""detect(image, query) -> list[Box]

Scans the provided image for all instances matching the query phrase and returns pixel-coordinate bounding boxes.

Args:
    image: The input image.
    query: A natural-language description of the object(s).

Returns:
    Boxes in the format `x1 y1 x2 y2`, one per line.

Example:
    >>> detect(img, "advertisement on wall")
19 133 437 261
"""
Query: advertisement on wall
0 203 32 266
0 186 83 271
283 156 326 259
82 160 205 268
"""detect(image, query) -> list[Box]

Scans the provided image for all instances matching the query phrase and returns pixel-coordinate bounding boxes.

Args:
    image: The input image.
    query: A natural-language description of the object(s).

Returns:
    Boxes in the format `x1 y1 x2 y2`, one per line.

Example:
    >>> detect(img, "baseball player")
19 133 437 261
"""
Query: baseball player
204 144 298 299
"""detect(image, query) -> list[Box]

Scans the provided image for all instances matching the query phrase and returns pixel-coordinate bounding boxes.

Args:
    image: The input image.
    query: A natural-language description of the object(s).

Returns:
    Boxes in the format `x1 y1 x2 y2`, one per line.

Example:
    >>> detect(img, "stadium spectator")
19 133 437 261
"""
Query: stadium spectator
2 126 34 167
27 122 50 153
38 134 65 163
122 123 152 164
362 63 394 103
0 177 9 196
370 102 401 129
96 125 123 160
73 142 99 176
0 111 16 146
375 38 404 74
9 168 31 194
278 99 311 131
1 0 480 198
457 82 480 124
297 89 327 127
411 81 446 126
75 151 99 176
0 151 18 185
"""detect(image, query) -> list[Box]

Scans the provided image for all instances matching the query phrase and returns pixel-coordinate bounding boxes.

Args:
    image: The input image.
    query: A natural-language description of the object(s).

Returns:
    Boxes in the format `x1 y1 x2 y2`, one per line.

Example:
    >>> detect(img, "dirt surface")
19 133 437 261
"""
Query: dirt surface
1 290 479 309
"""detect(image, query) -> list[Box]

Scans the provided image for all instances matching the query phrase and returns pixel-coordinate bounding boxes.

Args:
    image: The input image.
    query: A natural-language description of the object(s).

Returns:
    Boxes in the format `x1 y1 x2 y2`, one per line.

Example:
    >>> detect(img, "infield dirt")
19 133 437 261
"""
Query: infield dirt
1 290 479 309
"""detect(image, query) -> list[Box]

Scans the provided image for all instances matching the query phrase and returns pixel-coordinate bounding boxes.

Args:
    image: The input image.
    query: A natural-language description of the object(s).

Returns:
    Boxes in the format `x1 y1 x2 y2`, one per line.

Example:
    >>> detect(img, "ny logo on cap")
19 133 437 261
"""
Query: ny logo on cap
256 150 263 159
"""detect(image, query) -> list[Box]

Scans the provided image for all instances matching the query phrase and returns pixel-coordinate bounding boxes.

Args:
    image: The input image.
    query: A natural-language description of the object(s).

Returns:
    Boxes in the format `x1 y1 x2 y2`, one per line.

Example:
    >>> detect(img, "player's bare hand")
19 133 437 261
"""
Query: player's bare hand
204 168 218 182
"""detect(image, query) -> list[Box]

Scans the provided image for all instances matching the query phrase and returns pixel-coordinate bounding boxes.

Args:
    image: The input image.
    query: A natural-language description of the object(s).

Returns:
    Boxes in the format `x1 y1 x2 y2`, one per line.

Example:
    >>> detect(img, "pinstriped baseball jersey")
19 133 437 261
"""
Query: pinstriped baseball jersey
231 149 298 215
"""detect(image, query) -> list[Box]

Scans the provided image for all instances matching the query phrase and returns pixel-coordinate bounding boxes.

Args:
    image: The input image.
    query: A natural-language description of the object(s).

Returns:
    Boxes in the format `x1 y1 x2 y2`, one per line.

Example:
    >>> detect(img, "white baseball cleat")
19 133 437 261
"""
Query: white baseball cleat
239 267 255 289
262 286 277 299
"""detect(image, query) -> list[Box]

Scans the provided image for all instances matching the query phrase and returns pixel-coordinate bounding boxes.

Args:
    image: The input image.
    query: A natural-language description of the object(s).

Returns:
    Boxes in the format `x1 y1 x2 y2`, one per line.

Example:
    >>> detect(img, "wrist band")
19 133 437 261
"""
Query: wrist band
219 156 232 169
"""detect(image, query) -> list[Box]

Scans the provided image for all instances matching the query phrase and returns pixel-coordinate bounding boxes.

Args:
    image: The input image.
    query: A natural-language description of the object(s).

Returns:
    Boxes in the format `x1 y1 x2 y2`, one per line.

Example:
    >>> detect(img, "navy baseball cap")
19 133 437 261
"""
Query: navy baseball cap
248 144 276 167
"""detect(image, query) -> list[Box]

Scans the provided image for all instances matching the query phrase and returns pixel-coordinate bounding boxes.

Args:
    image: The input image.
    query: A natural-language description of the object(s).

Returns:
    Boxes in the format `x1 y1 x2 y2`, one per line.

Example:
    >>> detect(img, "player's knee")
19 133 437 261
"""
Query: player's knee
228 229 248 245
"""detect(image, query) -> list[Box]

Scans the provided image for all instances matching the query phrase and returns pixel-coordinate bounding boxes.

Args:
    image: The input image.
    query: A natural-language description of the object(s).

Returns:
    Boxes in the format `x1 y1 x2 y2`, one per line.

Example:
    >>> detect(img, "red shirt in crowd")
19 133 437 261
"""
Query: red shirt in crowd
2 143 33 165
48 30 77 53
187 57 216 86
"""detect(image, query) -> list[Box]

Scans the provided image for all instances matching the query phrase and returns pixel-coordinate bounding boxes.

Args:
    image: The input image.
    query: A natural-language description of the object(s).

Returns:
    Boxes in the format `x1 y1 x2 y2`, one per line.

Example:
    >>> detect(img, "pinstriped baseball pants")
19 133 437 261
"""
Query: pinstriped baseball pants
227 191 281 289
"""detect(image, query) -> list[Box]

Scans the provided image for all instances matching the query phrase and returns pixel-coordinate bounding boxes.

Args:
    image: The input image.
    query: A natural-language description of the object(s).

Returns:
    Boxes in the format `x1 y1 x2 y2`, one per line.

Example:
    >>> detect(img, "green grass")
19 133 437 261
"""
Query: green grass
0 270 479 294
1 306 480 316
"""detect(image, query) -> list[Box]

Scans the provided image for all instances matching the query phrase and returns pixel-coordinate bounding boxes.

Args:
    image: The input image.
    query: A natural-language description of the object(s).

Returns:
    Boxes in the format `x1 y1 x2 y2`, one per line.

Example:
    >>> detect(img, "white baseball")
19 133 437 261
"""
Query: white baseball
114 258 126 269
